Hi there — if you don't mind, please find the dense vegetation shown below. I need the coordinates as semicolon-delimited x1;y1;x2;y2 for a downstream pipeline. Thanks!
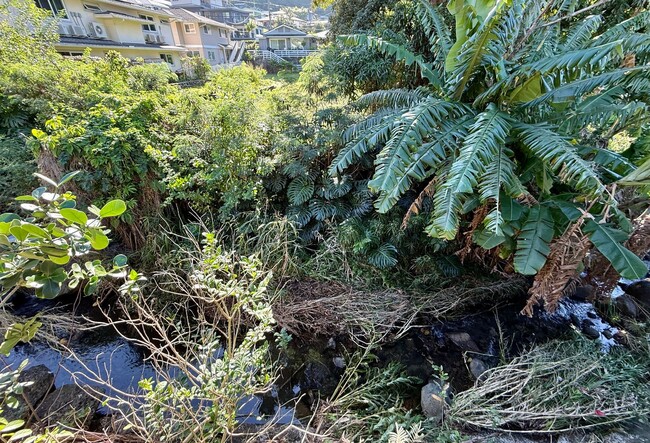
0;0;649;441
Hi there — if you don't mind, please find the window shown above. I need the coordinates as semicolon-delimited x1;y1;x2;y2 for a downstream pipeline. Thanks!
140;15;157;32
160;54;173;64
58;51;83;56
202;25;211;35
184;23;196;34
83;3;100;10
207;51;215;61
218;29;224;37
34;0;66;16
186;50;200;57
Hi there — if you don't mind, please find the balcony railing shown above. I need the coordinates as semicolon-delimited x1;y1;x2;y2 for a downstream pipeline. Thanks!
273;49;318;58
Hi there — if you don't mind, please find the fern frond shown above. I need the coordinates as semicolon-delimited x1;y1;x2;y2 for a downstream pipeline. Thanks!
429;105;511;239
340;34;440;86
515;122;605;194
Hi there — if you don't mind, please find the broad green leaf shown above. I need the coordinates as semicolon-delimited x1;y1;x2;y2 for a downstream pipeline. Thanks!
8;428;32;441
9;226;28;242
20;224;48;239
584;220;647;280
59;208;88;225
99;200;127;218
474;228;506;249
0;214;19;223
33;173;57;188
36;278;61;299
113;254;128;267
57;171;80;187
48;255;70;265
14;196;37;202
514;206;555;275
89;231;109;250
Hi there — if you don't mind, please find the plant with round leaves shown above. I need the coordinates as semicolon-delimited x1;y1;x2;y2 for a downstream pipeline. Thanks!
0;171;129;302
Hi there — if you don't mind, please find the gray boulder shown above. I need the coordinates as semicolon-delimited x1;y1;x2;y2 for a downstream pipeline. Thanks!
616;294;640;318
4;365;54;422
447;332;480;353
34;384;103;428
421;379;448;423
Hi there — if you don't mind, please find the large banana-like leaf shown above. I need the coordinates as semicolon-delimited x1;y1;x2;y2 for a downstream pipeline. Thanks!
514;205;555;275
618;157;650;186
584;220;648;280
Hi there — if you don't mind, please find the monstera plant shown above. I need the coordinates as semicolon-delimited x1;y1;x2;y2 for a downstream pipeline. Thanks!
330;0;650;308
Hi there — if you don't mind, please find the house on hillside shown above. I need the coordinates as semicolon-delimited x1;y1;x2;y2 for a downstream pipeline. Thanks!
37;0;186;69
170;0;261;41
258;25;317;52
169;8;244;65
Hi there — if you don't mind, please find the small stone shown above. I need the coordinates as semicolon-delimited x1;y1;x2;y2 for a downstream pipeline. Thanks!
570;313;581;327
602;329;614;339
332;357;346;369
571;285;594;301
622;280;650;309
469;358;488;380
616;294;640;318
614;330;629;345
4;365;54;422
582;324;600;340
447;332;480;353
421;380;448;423
326;338;336;350
587;311;598;319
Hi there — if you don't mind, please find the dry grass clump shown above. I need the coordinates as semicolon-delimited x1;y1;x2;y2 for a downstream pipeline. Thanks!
450;338;650;433
273;279;413;344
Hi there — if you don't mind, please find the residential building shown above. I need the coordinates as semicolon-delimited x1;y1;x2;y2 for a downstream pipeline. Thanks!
170;0;261;41
38;0;187;69
258;25;317;52
169;8;243;65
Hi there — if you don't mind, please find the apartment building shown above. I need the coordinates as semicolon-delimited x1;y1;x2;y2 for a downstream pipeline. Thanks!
37;0;186;69
169;8;244;65
35;0;241;70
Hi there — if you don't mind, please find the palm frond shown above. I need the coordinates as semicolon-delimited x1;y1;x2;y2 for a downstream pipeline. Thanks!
449;1;509;100
522;67;650;107
560;15;602;51
594;11;650;45
514;205;555;275
373;114;473;213
332;119;395;175
354;88;429;111
368;99;468;213
415;0;452;68
342;107;402;143
519;40;623;76
429;105;511;239
515;122;605;194
479;145;525;235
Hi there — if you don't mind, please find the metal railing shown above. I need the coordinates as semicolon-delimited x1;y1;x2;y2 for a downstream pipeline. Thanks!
274;49;318;58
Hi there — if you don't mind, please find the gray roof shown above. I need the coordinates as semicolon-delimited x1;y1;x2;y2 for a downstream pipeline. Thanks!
262;25;307;37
